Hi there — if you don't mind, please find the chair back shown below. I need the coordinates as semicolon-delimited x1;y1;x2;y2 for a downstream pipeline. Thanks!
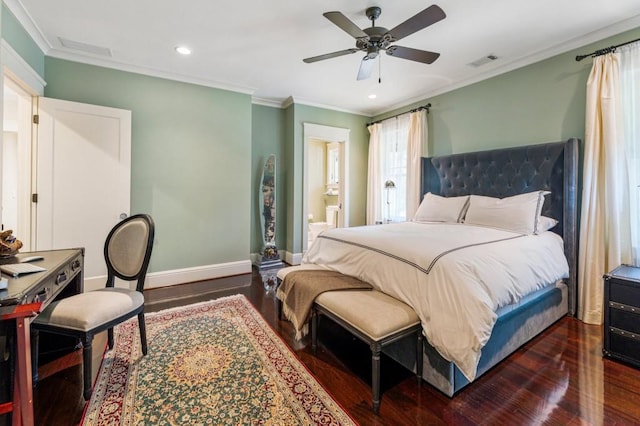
104;214;155;292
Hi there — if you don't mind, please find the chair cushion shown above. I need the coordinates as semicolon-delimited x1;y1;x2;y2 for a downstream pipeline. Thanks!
34;288;144;332
315;290;420;341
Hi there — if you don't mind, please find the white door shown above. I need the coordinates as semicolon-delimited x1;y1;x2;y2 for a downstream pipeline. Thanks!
35;97;131;291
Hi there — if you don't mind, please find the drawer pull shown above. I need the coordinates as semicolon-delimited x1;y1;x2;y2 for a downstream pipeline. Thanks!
71;260;81;271
56;272;68;285
609;301;640;313
610;326;640;342
33;288;49;303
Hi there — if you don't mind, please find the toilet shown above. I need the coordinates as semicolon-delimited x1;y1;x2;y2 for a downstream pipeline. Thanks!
308;205;339;247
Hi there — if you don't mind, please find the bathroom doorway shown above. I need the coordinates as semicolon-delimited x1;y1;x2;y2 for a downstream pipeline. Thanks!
302;123;349;253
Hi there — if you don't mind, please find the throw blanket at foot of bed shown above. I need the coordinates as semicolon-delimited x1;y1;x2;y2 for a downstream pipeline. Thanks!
276;270;372;339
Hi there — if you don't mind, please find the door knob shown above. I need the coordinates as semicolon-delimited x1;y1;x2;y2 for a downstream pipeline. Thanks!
120;213;128;220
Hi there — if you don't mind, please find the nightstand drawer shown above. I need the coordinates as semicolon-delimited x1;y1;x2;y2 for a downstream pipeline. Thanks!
608;328;640;368
609;302;640;334
610;282;640;306
604;265;640;369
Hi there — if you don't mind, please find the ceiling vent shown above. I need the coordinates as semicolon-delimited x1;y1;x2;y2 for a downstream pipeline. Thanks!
58;37;112;57
468;54;498;68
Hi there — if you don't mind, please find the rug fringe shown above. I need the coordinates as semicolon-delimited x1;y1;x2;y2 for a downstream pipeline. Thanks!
276;289;309;341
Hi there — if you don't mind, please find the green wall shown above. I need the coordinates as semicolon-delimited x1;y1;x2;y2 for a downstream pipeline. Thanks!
1;3;44;78
251;104;286;254
44;58;252;273
5;5;640;270
374;27;640;157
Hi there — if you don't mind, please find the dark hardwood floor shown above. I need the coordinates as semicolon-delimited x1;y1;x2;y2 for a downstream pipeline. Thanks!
32;268;640;425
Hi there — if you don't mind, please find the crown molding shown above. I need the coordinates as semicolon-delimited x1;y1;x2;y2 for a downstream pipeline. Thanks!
3;0;52;53
251;96;285;108
287;95;371;117
46;49;256;95
1;39;46;94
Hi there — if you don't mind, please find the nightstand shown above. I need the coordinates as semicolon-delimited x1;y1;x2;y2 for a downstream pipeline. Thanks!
603;264;640;369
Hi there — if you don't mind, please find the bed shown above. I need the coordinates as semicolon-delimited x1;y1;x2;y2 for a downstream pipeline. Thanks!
291;138;578;396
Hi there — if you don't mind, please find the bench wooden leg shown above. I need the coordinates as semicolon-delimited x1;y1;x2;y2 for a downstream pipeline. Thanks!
371;342;381;414
311;307;318;355
416;332;423;384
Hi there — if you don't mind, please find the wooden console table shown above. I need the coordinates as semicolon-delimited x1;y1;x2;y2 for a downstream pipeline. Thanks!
0;249;84;426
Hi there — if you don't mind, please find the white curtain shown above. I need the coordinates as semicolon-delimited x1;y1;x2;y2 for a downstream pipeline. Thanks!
620;41;640;265
578;52;632;325
407;110;428;218
366;110;429;224
366;123;382;225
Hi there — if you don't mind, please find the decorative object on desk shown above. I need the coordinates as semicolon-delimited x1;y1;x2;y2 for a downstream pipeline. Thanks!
81;295;356;426
256;154;284;270
385;179;396;223
0;229;22;257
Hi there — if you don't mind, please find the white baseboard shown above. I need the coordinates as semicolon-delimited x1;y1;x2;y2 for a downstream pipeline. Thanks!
284;251;303;265
83;260;253;291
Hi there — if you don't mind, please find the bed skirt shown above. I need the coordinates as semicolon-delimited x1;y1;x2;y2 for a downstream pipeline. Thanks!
382;281;568;397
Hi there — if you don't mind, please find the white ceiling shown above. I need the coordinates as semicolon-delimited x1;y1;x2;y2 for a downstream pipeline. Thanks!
8;0;640;116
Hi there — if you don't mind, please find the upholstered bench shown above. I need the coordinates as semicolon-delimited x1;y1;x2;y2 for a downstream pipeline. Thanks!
311;290;423;413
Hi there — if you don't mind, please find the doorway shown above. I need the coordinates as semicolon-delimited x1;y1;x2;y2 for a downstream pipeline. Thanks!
2;77;34;250
302;123;350;252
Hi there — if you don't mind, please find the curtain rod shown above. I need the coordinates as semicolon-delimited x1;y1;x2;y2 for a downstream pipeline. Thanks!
575;37;640;61
366;103;431;127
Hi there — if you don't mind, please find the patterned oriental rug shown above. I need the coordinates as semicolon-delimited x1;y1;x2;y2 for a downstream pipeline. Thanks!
81;294;356;425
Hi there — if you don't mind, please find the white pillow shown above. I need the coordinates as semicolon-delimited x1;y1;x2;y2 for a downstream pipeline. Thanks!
464;191;549;234
538;216;558;233
413;193;470;223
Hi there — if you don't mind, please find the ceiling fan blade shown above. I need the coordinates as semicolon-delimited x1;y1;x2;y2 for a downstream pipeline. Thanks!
386;46;440;64
323;11;368;39
303;48;360;63
357;56;375;80
387;4;446;42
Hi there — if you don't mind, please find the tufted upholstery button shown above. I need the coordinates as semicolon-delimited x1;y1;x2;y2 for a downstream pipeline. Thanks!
424;142;566;236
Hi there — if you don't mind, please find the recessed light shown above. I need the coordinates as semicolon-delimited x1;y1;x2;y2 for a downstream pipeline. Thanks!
175;46;191;55
368;94;377;99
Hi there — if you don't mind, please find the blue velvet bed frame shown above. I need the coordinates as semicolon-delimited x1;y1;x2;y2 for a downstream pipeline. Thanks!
384;138;579;397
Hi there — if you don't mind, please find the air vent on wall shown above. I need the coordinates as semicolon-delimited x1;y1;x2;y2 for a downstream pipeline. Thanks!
468;54;498;68
58;37;112;57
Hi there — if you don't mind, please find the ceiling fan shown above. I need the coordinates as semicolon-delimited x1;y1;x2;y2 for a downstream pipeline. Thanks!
303;5;446;80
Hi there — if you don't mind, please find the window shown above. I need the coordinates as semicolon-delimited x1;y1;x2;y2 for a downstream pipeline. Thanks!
378;115;410;222
620;41;640;265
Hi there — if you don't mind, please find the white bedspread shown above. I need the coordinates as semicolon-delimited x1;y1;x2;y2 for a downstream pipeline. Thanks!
302;221;569;381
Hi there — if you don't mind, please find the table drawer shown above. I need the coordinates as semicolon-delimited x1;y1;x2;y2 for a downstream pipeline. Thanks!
609;302;640;334
607;328;640;368
609;281;640;305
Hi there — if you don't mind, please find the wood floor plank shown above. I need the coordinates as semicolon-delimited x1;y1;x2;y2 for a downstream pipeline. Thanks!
31;269;640;425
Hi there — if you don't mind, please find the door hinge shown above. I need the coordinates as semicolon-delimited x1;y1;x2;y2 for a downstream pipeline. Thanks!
32;193;38;203
33;114;39;124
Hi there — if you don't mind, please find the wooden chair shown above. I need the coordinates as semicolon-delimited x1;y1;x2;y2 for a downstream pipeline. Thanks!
32;214;154;400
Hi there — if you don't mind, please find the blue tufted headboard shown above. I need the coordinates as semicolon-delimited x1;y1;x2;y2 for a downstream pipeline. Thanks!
421;138;579;315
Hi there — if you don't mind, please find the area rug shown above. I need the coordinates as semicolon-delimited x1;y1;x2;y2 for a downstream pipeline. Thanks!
82;294;356;425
